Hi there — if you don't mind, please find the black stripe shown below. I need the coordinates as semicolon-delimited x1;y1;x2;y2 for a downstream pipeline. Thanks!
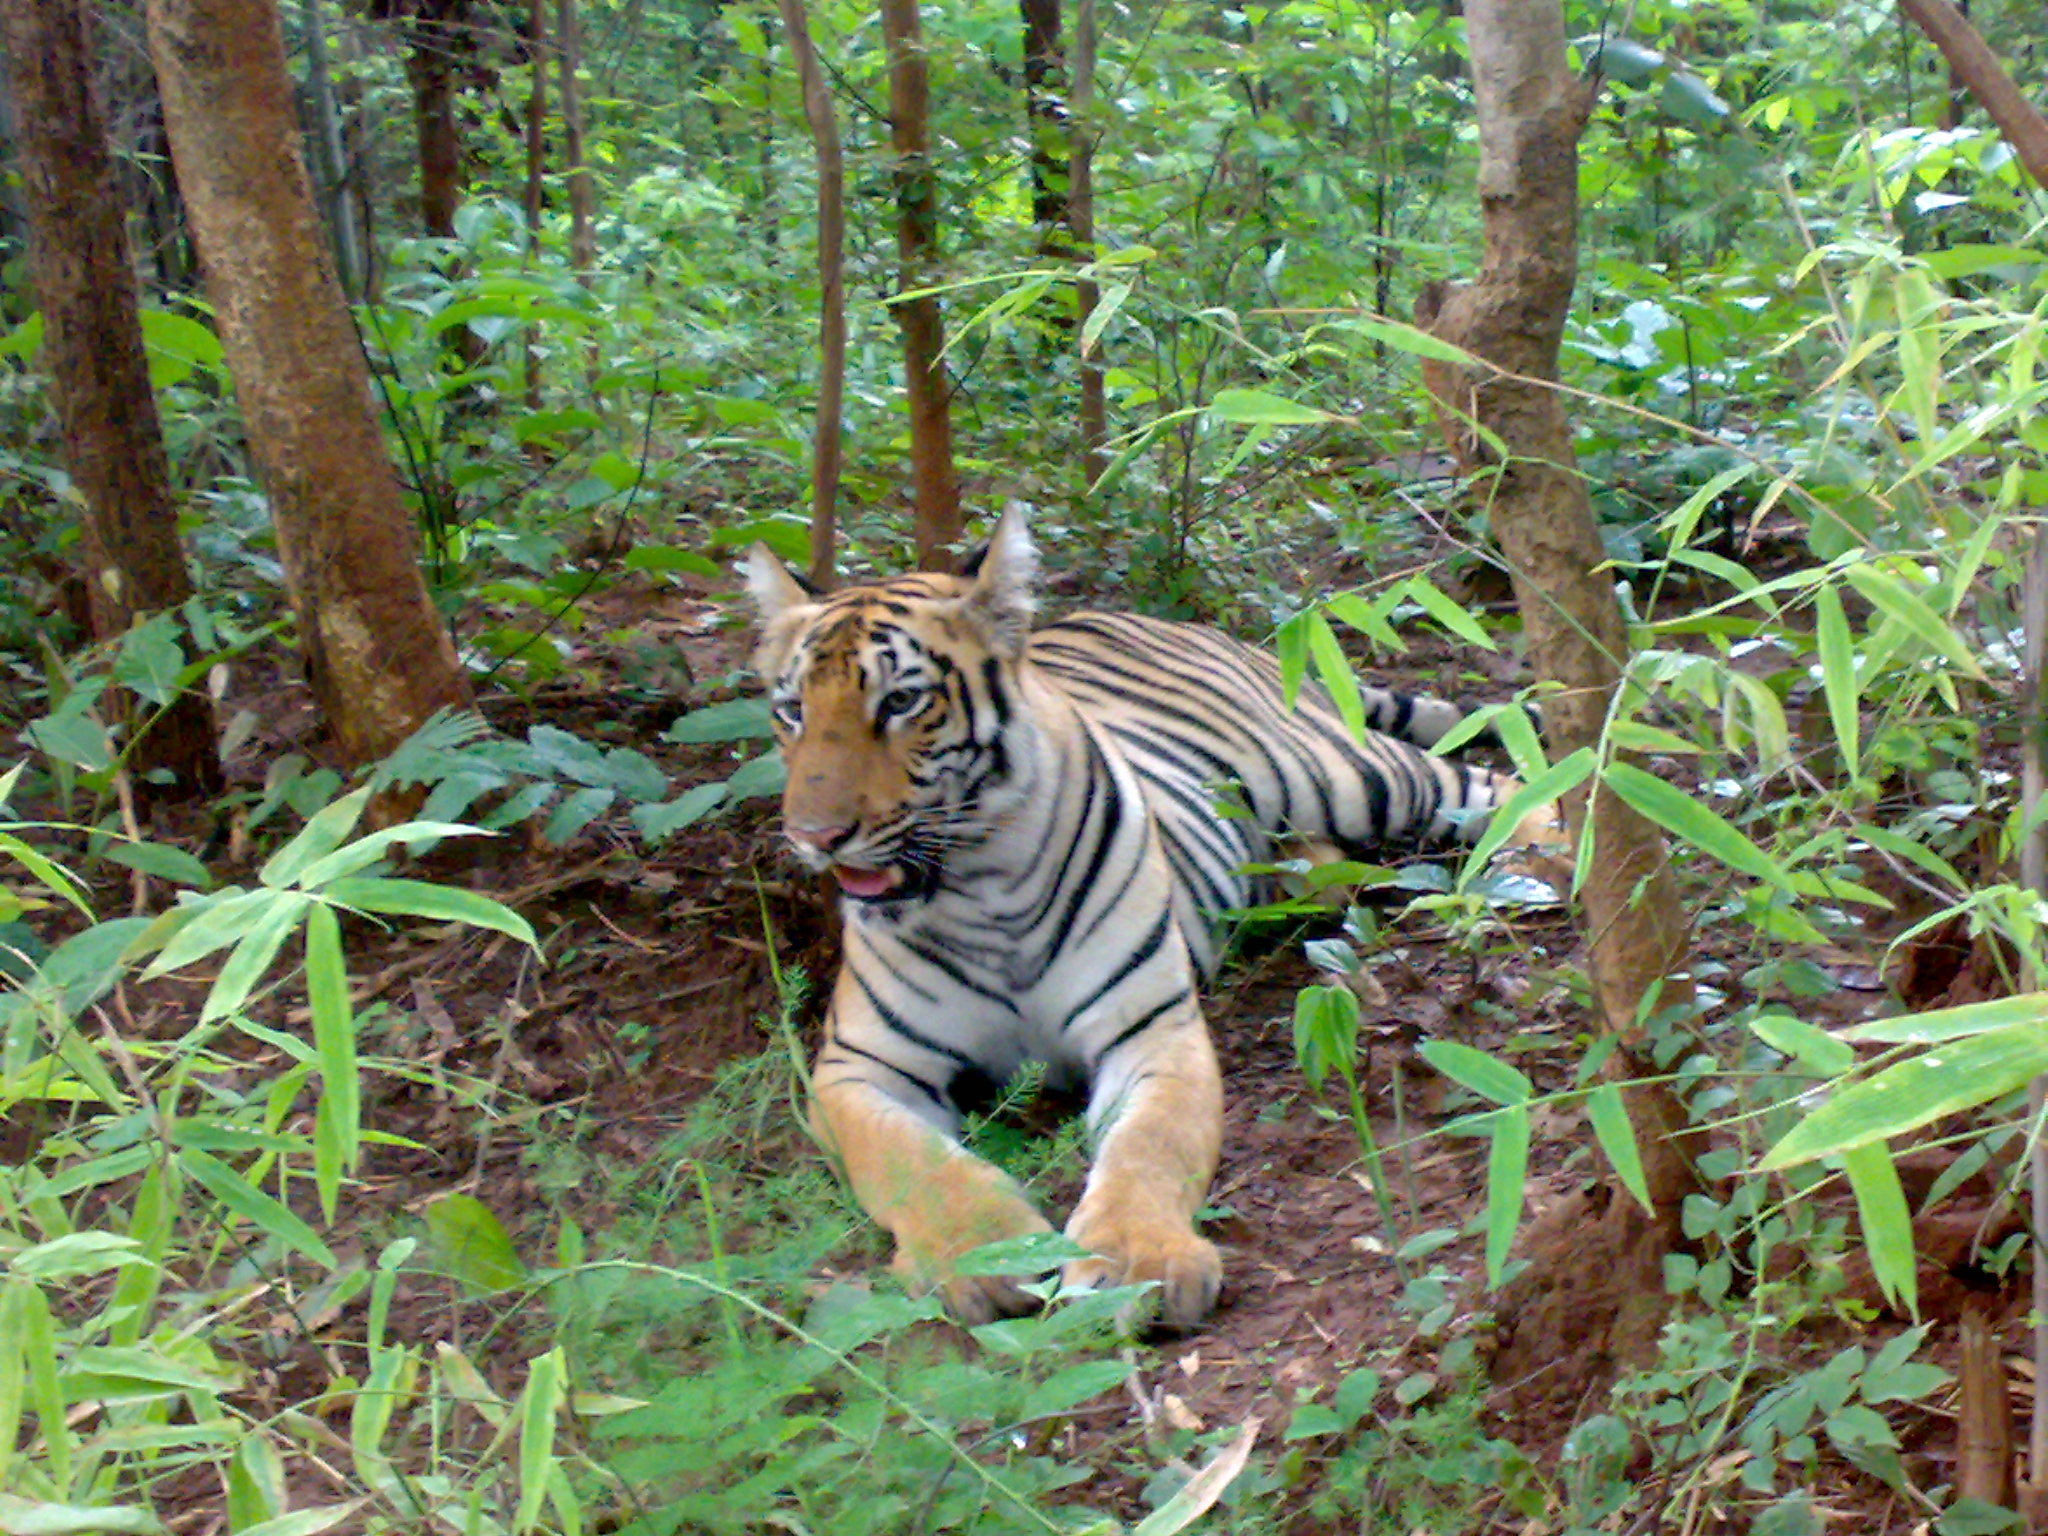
1091;988;1195;1071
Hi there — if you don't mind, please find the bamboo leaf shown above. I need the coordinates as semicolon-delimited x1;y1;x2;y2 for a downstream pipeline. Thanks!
1398;577;1497;651
1419;1040;1531;1105
1484;1104;1530;1286
1303;611;1367;740
306;906;357;1224
1601;761;1795;890
319;879;538;947
514;1348;566;1533
1842;1142;1917;1316
177;1147;336;1269
1585;1083;1652;1214
1841;564;1986;681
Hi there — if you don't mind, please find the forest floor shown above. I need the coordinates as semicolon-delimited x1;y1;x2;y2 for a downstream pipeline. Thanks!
74;553;2042;1532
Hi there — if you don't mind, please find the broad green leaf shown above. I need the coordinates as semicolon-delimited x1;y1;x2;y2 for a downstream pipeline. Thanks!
1841;1142;1916;1316
101;840;213;889
1322;591;1405;653
113;615;187;706
1021;1360;1130;1420
177;1147;336;1269
622;547;721;578
665;697;773;744
1418;1040;1531;1105
721;752;786;801
318;879;537;947
1762;1021;2048;1168
1602;761;1795;891
629;782;730;841
141;888;268;977
0;832;93;917
1483;1104;1530;1286
0;1496;162;1534
63;1343;238;1397
1813;585;1859;778
8;1233;145;1282
1205;387;1328;426
230;1508;364;1536
27;712;114;774
1585;1083;1652;1214
1337;315;1474;366
426;1194;529;1296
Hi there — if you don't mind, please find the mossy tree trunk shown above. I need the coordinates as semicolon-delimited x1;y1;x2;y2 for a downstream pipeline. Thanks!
2;0;221;797
144;0;474;769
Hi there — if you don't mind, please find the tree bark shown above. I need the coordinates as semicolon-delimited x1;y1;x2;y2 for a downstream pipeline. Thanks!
145;0;473;768
557;0;597;281
879;0;962;570
774;0;845;588
522;0;549;412
1020;0;1067;250
2;0;221;796
300;0;361;296
1898;0;2048;186
1069;0;1106;485
1417;0;1700;1381
403;3;464;239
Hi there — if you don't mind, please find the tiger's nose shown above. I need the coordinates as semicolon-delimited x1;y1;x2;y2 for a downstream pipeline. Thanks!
787;822;854;853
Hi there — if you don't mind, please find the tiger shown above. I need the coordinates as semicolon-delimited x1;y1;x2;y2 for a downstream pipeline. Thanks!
746;509;1557;1327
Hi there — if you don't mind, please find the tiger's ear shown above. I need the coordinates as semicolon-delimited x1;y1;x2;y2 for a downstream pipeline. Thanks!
745;543;819;625
960;506;1037;658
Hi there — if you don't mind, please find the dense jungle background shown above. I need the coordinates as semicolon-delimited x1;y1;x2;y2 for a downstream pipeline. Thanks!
5;0;2048;1530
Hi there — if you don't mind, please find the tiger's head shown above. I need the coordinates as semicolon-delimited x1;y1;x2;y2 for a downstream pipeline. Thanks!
745;511;1040;904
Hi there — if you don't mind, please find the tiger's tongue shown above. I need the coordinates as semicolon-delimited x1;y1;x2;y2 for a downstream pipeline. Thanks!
835;865;902;899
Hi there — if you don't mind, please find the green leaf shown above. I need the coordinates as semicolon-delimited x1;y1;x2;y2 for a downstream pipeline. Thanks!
1841;991;2048;1045
1842;564;1985;681
1762;1021;2048;1168
259;789;371;889
630;782;729;841
229;1508;364;1536
100;841;213;889
514;1348;565;1533
1205;387;1329;426
1338;315;1475;366
139;307;224;389
113;614;187;706
1397;577;1497;651
319;879;538;947
1863;1326;1949;1403
1585;1083;1652;1214
1483;1105;1530;1286
1457;747;1594;878
1021;1361;1130;1420
1602;761;1795;891
1418;1040;1531;1105
306;906;357;1224
0;1495;163;1534
722;752;786;801
1749;1014;1857;1076
1813;585;1859;779
665;697;774;744
290;821;493;889
0;832;93;917
1841;1142;1916;1315
622;547;721;577
26;712;114;774
200;892;311;1023
426;1194;529;1296
1303;611;1366;741
177;1147;336;1269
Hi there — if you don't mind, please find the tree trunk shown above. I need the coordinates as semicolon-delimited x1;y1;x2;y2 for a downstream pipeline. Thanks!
2;0;221;797
1020;0;1066;251
522;0;549;412
557;0;597;281
879;0;962;570
403;4;464;239
1069;0;1106;486
774;0;845;588
1417;0;1700;1386
145;0;474;768
300;0;361;296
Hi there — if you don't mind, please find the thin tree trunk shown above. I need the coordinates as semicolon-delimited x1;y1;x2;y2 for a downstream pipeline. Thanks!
879;0;962;569
145;0;473;768
1069;0;1105;486
300;0;361;296
404;5;463;239
774;0;844;588
522;0;549;413
2;0;221;796
1020;0;1066;251
1417;0;1700;1378
557;0;596;282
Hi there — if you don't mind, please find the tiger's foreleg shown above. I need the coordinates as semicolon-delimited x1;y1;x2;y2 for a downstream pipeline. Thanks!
810;1041;1054;1327
1063;1000;1225;1328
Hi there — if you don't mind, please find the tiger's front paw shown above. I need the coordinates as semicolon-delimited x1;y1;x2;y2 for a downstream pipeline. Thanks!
888;1202;1056;1327
1063;1214;1222;1329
